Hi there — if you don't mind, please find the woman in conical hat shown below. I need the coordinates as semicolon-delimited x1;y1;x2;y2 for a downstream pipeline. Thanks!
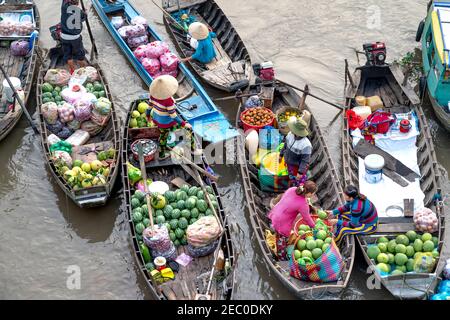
279;117;312;187
146;75;193;159
181;22;217;64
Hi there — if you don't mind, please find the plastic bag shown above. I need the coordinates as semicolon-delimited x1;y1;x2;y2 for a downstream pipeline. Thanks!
73;66;99;83
65;130;90;147
0;20;15;36
127;35;148;49
186;240;219;258
111;16;125;29
47;134;61;146
44;69;71;86
142;58;160;76
57;126;74;139
51;150;73;168
444;259;450;280
160;52;179;72
61;83;87;104
118;25;132;38
413;207;439;233
57;102;75;123
10;40;29;57
143;225;177;261
133;45;147;62
125;24;146;38
67;119;81;131
73;100;92;122
127;162;142;185
46;120;64;135
78;92;97;106
15;21;34;36
187;216;221;248
244;95;262;109
80;120;103;136
439;280;450;294
413;252;436;273
42;102;59;125
131;16;148;28
49;140;73;154
94;97;112;116
91;109;111;127
160;69;178;78
145;41;169;59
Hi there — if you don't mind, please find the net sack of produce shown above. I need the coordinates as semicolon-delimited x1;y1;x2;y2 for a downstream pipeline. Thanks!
187;216;221;248
93;97;112;116
91;109;111;127
145;41;169;59
73;100;92;122
46;120;64;135
73;66;99;83
80;120;103;136
125;24;146;38
131;16;148;28
160;69;178;78
78;93;98;107
42;102;59;125
47;133;61;146
0;20;15;36
186;240;219;258
111;16;125;29
133;45;147;62
143;225;177;261
57;102;75;123
51;150;73;168
49;140;73;154
118;25;132;39
289;229;344;283
414;207;439;233
126;162;142;185
61;83;87;104
127;35;149;49
14;21;34;36
44;69;71;86
10;40;30;57
57;126;74;139
413;252;436;273
142;58;160;75
67;119;81;131
244;95;262;109
160;52;179;72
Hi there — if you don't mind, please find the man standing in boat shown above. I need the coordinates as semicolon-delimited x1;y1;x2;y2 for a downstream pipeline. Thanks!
60;0;88;72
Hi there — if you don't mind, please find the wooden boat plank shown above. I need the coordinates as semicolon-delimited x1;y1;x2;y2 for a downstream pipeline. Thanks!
389;64;421;105
376;223;416;234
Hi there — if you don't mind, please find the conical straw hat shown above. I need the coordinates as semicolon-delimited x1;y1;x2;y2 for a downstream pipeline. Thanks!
189;22;209;40
149;75;179;100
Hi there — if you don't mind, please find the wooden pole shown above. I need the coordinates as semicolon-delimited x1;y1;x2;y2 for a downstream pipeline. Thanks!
137;142;155;231
0;65;38;133
80;0;98;60
168;146;219;182
345;59;356;88
151;0;185;31
299;84;309;110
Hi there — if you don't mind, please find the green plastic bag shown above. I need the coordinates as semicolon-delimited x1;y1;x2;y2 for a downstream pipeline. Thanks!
49;141;73;154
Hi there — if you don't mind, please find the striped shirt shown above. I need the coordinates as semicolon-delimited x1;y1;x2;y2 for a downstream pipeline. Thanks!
148;96;184;129
332;198;378;228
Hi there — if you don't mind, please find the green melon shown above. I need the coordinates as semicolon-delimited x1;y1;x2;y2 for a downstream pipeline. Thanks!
175;228;184;239
141;205;149;216
377;236;389;244
132;211;143;223
180;236;188;246
169;232;176;242
406;258;415;272
155;210;164;217
405;246;415;257
163;205;174;219
164;190;176;202
406;230;417;242
190;208;199;218
205;208;213;216
155;216;166;224
181;209;191;219
185;197;197;210
206;186;214;194
189;218;198;225
388;240;397;253
197;199;208;212
413;239;423;252
131;198;141;209
197;190;205;199
173;239;181;247
171;209;181;219
423;240;434;252
134;190;145;202
169;219;179;230
143;218;150;227
395;253;408;266
135;222;145;234
396;235;409;246
42;82;53;93
176;190;188;201
391;269;404;276
188;186;198;197
367;245;381;260
177;200;186;210
178;217;188;229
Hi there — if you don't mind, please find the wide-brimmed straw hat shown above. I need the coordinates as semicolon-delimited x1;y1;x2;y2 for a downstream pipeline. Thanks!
189;22;209;40
287;117;309;137
149;75;179;100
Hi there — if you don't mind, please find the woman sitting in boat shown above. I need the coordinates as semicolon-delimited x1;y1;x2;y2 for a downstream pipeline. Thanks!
327;185;378;245
268;181;317;260
181;22;217;65
280;117;312;187
146;75;194;160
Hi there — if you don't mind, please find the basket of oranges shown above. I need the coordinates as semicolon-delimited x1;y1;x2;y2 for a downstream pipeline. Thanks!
240;107;275;132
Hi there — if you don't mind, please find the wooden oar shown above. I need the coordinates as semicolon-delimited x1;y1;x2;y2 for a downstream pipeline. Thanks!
151;0;186;31
0;64;38;134
137;142;155;232
213;92;260;102
168;146;219;182
277;79;345;110
80;0;98;60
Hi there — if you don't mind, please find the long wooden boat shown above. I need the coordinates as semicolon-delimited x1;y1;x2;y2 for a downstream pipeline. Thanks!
36;47;121;208
0;0;40;142
121;97;235;300
236;81;355;299
162;0;252;92
342;61;446;299
91;0;238;144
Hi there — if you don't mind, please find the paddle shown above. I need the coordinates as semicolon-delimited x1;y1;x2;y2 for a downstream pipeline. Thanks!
168;146;219;182
137;142;155;232
213;92;261;102
150;0;186;31
0;64;38;134
80;0;98;61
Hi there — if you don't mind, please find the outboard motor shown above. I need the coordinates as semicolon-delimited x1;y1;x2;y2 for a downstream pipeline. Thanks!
363;42;387;66
253;61;275;82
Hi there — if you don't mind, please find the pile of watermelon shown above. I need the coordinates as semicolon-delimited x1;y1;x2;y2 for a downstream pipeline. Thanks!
131;184;218;247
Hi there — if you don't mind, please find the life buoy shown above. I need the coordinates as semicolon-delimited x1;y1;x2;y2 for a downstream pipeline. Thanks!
416;20;425;42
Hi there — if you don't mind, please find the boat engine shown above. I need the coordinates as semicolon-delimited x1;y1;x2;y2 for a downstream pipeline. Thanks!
363;42;387;66
253;61;275;82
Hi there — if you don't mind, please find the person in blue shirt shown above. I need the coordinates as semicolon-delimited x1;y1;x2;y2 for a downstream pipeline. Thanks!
181;22;216;64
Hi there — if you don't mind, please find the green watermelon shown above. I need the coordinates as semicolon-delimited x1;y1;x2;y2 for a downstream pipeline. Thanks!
132;211;143;223
169;202;177;209
169;219;179;230
197;190;205;199
177;200;185;210
156;210;164;217
181;209;191;219
163;205;174;218
135;222;145;234
180;185;190;193
171;209;181;219
206;186;214;194
211;201;218;209
176;191;188;201
178;217;188;229
190;218;198;225
136;234;143;242
42;82;53;93
175;228;184;239
185;197;197;210
131;198;141;209
188;186;198;197
164;223;171;231
198;214;205;219
169;232;176;242
93;82;103;91
180;236;187;245
197;199;208;212
164;190;176;202
143;218;150;227
205;208;213;216
190;208;199;218
145;262;155;271
134;190;145;202
141;205;149;216
174;239;181;247
155;215;166;224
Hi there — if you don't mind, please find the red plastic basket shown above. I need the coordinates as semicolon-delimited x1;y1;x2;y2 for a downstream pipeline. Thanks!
130;139;157;163
240;107;275;133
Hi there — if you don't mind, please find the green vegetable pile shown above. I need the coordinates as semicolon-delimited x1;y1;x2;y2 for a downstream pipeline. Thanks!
42;82;64;104
85;81;106;99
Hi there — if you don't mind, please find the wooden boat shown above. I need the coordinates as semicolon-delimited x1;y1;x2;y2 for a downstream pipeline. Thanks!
91;0;238;144
343;60;446;299
416;1;450;132
236;81;355;299
36;46;121;208
121;97;236;300
162;0;252;92
0;0;40;142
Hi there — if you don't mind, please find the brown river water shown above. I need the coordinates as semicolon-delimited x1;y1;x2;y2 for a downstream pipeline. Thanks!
0;0;449;300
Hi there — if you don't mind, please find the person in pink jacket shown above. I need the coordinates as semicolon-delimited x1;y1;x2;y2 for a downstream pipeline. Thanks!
268;181;317;259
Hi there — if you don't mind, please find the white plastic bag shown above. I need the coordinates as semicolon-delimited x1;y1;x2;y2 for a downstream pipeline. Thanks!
47;134;61;146
65;130;90;147
61;83;87;104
